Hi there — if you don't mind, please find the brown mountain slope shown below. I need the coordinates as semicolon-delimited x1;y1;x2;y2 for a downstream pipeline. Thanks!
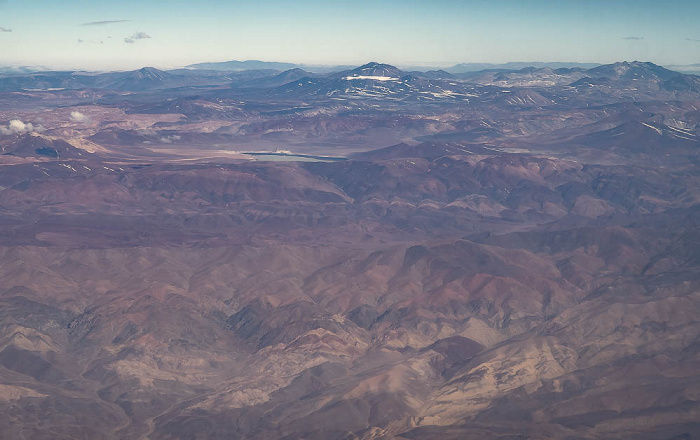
0;149;697;439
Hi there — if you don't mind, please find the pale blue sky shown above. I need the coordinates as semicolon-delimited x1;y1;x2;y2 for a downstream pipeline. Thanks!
1;0;699;70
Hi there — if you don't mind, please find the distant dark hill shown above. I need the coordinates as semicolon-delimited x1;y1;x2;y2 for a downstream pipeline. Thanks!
0;71;102;91
105;67;174;91
584;61;700;92
447;61;600;73
186;59;298;71
587;61;680;81
0;68;239;92
419;69;454;79
570;120;699;154
351;141;485;161
245;68;318;88
1;134;93;159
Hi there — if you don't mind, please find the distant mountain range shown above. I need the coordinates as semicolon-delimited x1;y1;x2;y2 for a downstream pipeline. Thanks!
445;61;602;73
2;61;698;107
4;60;700;77
186;59;300;71
184;60;605;73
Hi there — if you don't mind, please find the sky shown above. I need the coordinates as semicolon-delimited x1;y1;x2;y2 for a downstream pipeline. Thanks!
1;0;699;70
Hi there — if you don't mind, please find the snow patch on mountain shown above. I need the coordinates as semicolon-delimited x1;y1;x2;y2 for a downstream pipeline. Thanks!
343;75;399;81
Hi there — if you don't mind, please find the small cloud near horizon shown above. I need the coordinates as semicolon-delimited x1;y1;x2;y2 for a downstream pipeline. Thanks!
623;36;643;40
70;111;90;123
80;20;131;26
686;38;700;42
0;119;44;136
124;31;150;44
0;27;12;32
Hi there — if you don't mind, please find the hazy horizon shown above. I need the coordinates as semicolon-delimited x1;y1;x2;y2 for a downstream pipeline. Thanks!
1;0;699;71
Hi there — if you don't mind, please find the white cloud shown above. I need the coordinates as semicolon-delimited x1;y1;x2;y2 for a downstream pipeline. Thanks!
70;111;89;123
0;119;41;135
124;31;151;44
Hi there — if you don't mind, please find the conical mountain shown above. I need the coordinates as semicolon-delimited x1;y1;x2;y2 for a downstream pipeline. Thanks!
106;67;173;91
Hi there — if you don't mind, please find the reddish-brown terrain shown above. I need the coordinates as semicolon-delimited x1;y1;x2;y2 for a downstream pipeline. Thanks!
0;61;699;439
